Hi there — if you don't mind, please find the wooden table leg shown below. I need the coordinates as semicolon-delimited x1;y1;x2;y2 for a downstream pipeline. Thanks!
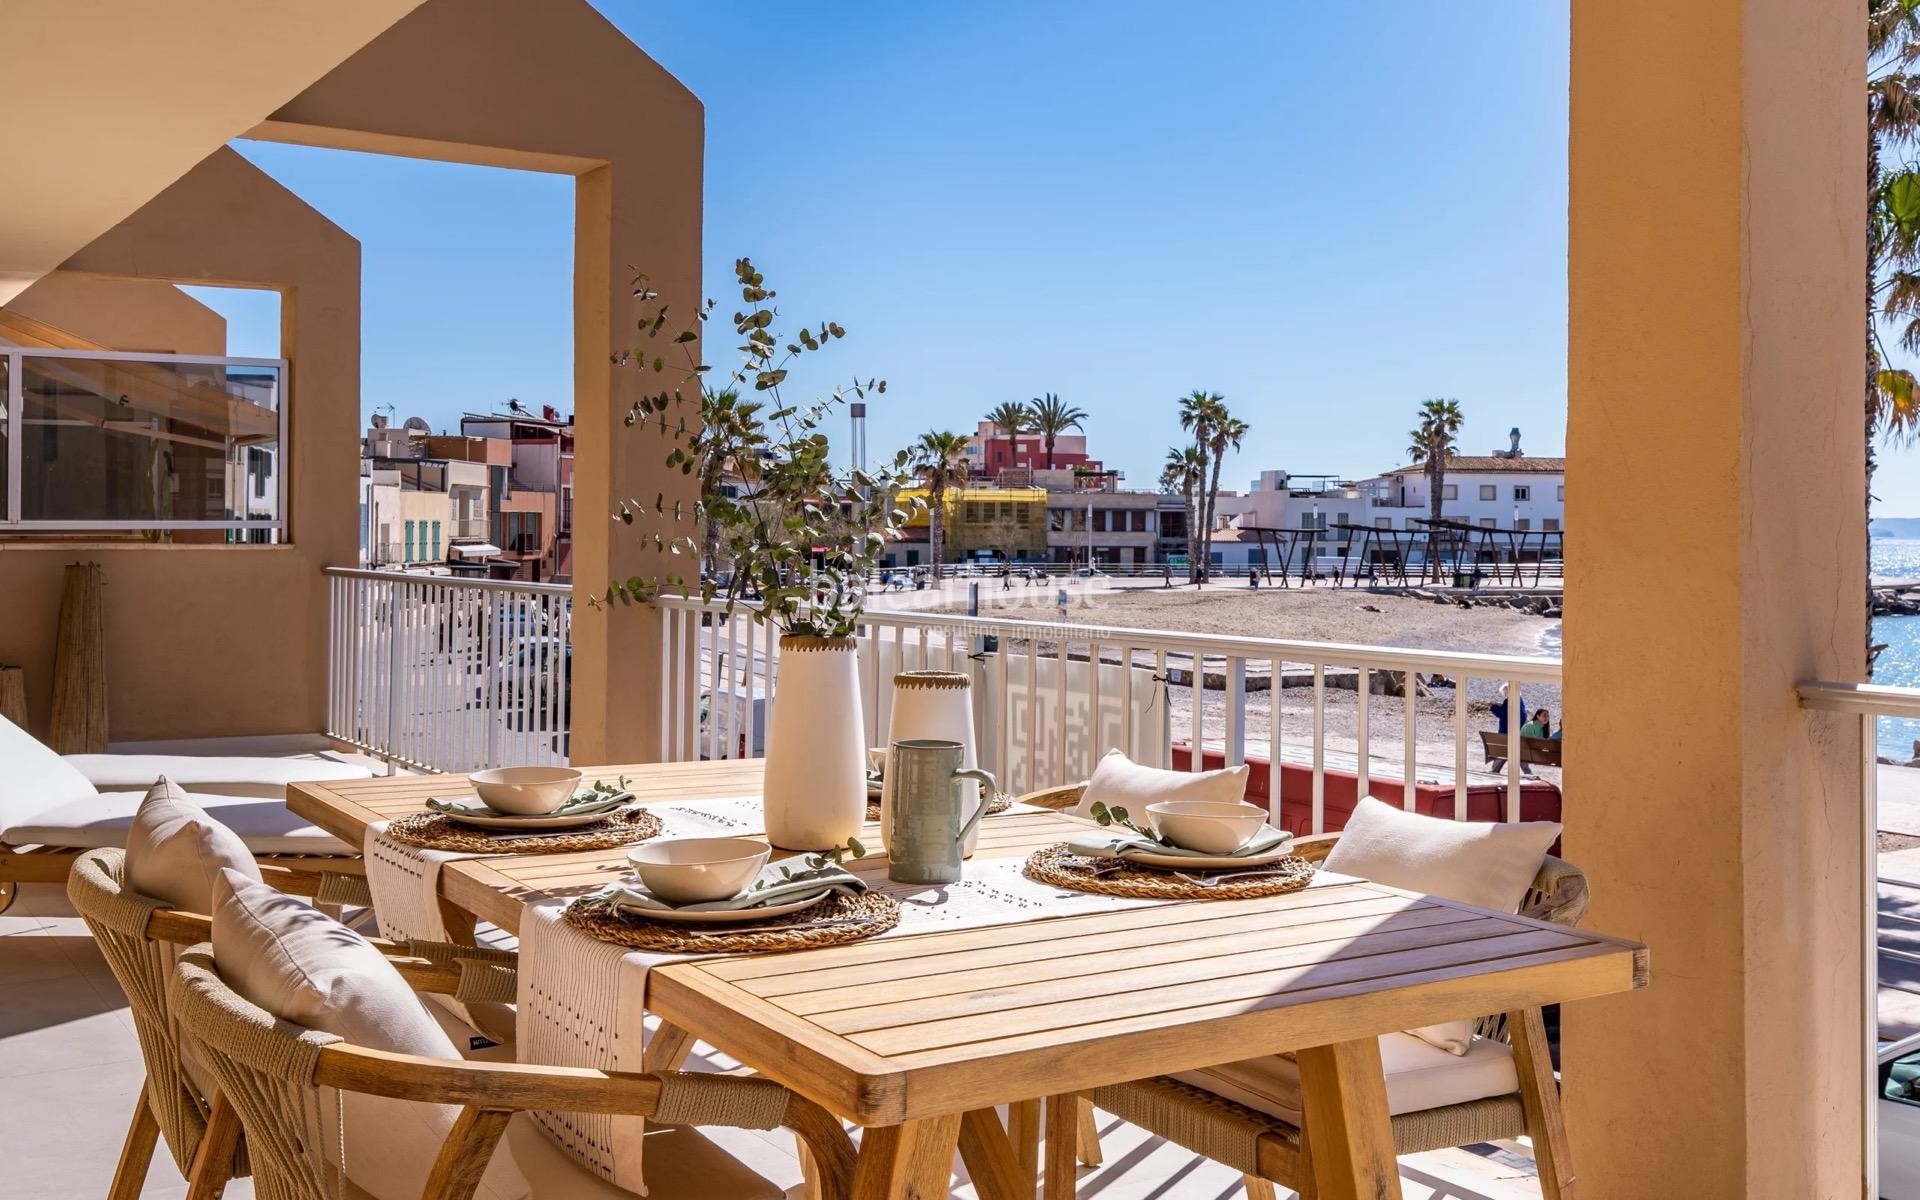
852;1114;963;1200
1042;1094;1080;1200
1509;1008;1576;1199
1008;1098;1041;1180
642;1020;696;1071
1296;1038;1403;1200
958;1107;1036;1200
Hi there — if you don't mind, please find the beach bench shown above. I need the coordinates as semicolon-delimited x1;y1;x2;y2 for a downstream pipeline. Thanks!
1480;729;1563;769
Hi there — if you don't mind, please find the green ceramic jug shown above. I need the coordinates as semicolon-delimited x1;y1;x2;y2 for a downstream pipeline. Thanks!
886;739;997;885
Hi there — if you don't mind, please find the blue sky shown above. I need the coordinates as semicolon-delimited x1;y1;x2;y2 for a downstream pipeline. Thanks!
198;2;1870;508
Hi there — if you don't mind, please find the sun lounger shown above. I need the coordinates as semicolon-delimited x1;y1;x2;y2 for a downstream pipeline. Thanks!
1;713;369;913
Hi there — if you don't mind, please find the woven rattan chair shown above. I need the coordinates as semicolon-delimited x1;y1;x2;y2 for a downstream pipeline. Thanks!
66;848;517;1200
1010;783;1588;1199
164;940;859;1200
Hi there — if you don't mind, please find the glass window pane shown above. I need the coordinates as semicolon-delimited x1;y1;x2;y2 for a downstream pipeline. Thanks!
18;354;280;531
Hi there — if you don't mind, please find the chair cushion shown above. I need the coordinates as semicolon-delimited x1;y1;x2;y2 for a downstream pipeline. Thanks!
209;869;532;1200
1170;1032;1519;1126
124;779;261;913
1322;797;1562;1054
4;789;354;855
64;752;374;798
0;711;98;831
1075;748;1250;818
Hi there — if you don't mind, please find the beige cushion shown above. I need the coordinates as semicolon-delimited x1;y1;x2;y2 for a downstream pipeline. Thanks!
1075;749;1250;818
209;869;531;1200
0;711;98;831
1171;1032;1519;1126
1322;797;1563;1053
124;779;261;913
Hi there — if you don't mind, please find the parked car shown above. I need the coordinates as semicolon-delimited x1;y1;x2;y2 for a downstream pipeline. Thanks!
1885;1032;1920;1198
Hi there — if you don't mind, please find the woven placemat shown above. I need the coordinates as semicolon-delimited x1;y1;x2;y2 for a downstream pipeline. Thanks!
384;807;663;855
1022;843;1315;900
563;890;901;954
865;791;1014;823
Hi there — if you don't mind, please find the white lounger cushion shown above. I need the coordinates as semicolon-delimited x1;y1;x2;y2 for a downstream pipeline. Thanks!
1171;1032;1520;1126
5;788;353;856
63;752;373;798
0;712;99;830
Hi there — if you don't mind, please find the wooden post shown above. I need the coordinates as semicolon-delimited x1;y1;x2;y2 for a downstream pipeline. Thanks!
48;562;107;753
0;666;26;730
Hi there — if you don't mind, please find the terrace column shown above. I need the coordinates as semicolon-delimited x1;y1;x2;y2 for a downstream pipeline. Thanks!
1565;1;1867;1196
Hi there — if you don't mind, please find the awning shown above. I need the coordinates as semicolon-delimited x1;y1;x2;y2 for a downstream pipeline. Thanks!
450;542;501;559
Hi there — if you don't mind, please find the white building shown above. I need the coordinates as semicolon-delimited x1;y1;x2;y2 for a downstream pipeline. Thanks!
1236;430;1565;575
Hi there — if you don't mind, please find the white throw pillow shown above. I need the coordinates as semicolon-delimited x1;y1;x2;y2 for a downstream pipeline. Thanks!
1323;797;1563;1054
1076;749;1250;818
124;779;260;913
209;869;529;1200
0;710;98;832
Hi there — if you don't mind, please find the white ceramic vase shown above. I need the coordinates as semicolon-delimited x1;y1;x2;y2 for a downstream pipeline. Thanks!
762;635;867;850
880;670;983;857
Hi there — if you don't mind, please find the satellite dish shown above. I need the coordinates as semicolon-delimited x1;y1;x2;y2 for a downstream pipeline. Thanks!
370;413;390;429
403;416;431;432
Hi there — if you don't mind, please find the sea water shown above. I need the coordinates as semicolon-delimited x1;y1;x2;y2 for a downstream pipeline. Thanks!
1873;539;1920;758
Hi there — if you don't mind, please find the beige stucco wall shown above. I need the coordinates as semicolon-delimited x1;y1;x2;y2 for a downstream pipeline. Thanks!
253;0;703;763
0;148;358;742
1565;0;1866;1194
5;273;228;356
0;0;421;304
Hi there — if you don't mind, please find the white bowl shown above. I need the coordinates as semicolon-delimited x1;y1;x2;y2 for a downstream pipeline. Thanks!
626;837;771;905
1146;800;1271;855
468;766;584;815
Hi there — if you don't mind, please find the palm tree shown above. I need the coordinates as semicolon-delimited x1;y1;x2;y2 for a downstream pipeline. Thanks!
912;430;970;570
983;400;1031;477
1202;410;1249;573
1177;391;1226;579
1407;398;1465;584
1868;1;1920;661
1161;446;1207;582
1026;393;1087;470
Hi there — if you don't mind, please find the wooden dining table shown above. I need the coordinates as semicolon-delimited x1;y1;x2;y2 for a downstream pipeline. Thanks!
289;759;1648;1200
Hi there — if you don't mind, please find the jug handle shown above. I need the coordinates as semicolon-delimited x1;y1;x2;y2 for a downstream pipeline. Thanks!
952;769;998;844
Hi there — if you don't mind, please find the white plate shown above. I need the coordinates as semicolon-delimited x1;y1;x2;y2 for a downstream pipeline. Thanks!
436;803;627;830
614;888;834;925
1114;845;1297;870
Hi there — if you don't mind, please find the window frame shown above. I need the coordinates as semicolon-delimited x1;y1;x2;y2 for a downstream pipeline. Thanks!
2;346;289;535
1513;485;1531;501
1478;484;1496;501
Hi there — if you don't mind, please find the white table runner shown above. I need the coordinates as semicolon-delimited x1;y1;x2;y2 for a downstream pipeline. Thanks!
514;848;1168;1192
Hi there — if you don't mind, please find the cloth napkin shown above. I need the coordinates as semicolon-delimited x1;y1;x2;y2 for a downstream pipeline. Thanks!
589;858;867;914
1066;822;1293;861
426;790;633;818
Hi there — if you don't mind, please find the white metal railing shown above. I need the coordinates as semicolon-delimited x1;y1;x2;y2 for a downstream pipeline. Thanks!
655;595;1561;835
1796;679;1920;1199
325;567;571;772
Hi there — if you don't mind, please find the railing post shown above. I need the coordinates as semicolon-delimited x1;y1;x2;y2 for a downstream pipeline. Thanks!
382;578;402;776
484;589;502;770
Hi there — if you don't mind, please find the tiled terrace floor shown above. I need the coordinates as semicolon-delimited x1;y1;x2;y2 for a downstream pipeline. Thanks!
2;881;1541;1199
